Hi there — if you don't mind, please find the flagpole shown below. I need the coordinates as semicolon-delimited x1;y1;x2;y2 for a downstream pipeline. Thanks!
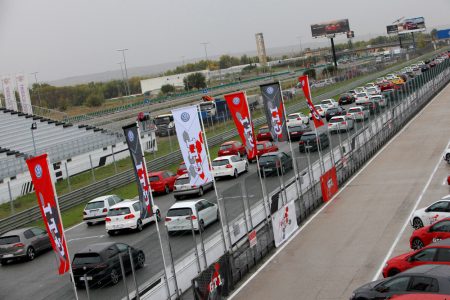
197;105;229;253
136;122;171;299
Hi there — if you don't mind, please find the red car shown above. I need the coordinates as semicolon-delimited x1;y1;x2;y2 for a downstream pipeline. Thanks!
404;21;418;30
325;23;341;33
390;294;450;300
382;239;450;278
257;126;273;141
379;81;395;91
148;170;178;194
410;218;450;250
256;141;278;158
218;141;246;157
177;162;187;176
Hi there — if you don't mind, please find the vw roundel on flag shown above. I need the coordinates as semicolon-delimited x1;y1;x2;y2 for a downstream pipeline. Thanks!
224;91;257;160
298;75;325;128
26;154;70;275
260;82;288;142
172;106;213;186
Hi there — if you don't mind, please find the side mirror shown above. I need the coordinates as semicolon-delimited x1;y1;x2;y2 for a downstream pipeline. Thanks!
425;208;430;213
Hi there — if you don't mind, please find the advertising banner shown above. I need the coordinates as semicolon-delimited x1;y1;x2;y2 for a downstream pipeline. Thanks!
16;73;33;114
386;25;399;35
298;75;325;128
25;154;70;275
311;19;350;38
398;17;426;34
224;91;257;160
271;200;298;247
123;123;153;218
192;253;232;299
1;75;18;111
260;82;288;142
320;166;338;202
437;29;450;40
172;105;213;186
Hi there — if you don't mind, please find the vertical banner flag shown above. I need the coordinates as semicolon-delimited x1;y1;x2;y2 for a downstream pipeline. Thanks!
224;91;257;160
260;82;288;142
298;75;325;128
1;75;18;111
320;166;338;202
172;105;213;186
15;73;33;115
123;123;153;217
26;154;70;275
192;253;232;299
271;201;298;247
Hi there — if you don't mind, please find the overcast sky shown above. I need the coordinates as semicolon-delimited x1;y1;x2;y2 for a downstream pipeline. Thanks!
1;0;449;82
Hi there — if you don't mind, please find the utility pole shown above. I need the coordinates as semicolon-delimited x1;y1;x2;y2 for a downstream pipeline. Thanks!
116;48;130;96
200;42;210;85
296;36;303;56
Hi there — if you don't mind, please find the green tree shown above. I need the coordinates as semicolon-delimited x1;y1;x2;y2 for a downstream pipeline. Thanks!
184;73;206;91
303;69;316;80
430;28;438;41
160;84;175;94
86;92;105;107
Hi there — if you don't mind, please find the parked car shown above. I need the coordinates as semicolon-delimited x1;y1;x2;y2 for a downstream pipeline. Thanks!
347;106;369;121
288;124;310;141
299;131;330;152
383;239;450;277
172;174;214;200
257;125;273;141
410;218;450;250
176;162;188;176
320;99;339;109
388;294;450;300
370;94;387;108
105;200;161;235
365;86;380;96
258;151;293;177
328;116;354;133
0;227;51;265
355;91;371;104
165;199;219;233
218;141;246;157
148;170;178;194
338;93;355;105
410;195;450;229
287;112;309;126
211;155;248;179
325;106;346;121
83;195;124;226
72;242;145;288
255;141;279;158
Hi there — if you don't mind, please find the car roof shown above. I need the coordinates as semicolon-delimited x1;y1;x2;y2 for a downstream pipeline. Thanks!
261;151;283;157
1;227;34;237
77;242;118;254
213;155;234;160
348;106;363;110
88;195;114;203
110;199;138;209
222;141;237;145
330;116;345;120
402;264;450;276
169;199;207;209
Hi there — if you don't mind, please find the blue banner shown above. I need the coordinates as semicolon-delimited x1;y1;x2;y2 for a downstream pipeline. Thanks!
437;29;450;40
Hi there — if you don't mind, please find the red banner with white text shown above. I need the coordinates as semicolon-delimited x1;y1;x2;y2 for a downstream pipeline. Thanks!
224;92;257;160
298;75;325;128
26;154;70;275
320;166;338;202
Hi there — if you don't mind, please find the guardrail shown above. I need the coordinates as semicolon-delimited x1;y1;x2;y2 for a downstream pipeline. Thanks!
0;47;446;235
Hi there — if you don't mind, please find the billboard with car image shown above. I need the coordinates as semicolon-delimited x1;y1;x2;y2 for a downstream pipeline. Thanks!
311;19;350;38
398;17;426;34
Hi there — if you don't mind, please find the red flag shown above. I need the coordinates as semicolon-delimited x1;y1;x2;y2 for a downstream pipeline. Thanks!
26;154;70;275
320;166;338;202
298;75;325;128
224;91;257;160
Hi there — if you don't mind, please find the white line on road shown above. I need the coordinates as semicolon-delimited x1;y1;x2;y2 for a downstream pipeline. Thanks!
68;235;105;243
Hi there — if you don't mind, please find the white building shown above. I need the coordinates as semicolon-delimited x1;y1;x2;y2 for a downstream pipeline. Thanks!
140;71;208;95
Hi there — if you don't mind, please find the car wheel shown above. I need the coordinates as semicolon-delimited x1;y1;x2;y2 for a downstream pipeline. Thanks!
199;220;205;232
412;217;424;229
233;169;239;178
164;185;170;194
86;222;93;226
26;247;35;261
0;259;8;265
245;163;249;172
411;238;424;250
387;268;400;277
156;210;162;222
110;269;120;285
136;251;146;269
198;187;204;196
136;219;143;232
107;230;115;236
446;153;450;163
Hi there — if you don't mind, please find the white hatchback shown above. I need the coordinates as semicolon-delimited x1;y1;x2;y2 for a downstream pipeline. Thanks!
287;113;309;126
347;106;369;121
328;116;354;133
410;195;450;229
355;92;370;104
370;95;387;107
165;199;219;233
83;195;123;226
105;200;161;235
320;99;339;109
212;155;248;179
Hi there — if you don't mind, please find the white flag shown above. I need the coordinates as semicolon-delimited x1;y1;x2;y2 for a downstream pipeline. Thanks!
271;201;298;247
172;105;213;186
1;75;18;111
16;73;33;114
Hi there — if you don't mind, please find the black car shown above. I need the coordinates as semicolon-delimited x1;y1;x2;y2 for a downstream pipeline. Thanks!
258;151;293;177
72;242;145;288
338;93;355;105
350;265;450;300
299;131;329;152
288;124;310;141
325;106;346;122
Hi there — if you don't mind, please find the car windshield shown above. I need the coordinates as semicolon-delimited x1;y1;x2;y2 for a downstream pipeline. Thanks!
148;176;160;182
85;201;104;210
175;177;190;185
212;159;229;166
0;236;20;245
259;127;269;133
219;144;233;150
348;108;360;113
288;115;298;119
329;118;344;123
259;155;277;163
289;126;305;132
356;93;366;97
154;116;172;125
167;208;193;217
256;144;265;150
108;207;131;216
327;108;337;114
314;105;322;110
73;253;102;265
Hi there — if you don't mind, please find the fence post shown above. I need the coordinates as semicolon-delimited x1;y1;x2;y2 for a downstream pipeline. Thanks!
128;247;141;300
119;254;130;300
89;154;96;182
64;162;71;192
8;181;14;215
164;230;180;300
189;212;202;273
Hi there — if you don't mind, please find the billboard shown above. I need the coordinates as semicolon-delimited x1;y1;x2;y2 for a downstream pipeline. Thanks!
398;17;426;34
437;29;450;40
386;25;399;35
311;19;350;38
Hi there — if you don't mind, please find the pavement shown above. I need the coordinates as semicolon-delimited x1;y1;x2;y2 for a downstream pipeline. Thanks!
230;83;450;300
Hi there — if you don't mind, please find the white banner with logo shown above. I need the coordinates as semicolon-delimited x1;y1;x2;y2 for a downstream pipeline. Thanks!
16;73;33;114
1;75;18;111
172;105;213;186
271;200;298;247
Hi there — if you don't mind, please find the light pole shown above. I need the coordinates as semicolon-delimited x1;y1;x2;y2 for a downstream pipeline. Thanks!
200;42;210;85
31;122;37;156
30;72;42;106
296;36;303;56
116;48;130;96
117;62;127;96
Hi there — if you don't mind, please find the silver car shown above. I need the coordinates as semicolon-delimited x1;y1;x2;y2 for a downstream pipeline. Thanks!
172;174;214;200
0;227;51;264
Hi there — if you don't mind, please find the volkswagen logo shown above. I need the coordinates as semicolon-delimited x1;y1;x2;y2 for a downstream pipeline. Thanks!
181;112;190;122
127;130;134;142
266;86;274;94
35;164;43;179
232;97;240;105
